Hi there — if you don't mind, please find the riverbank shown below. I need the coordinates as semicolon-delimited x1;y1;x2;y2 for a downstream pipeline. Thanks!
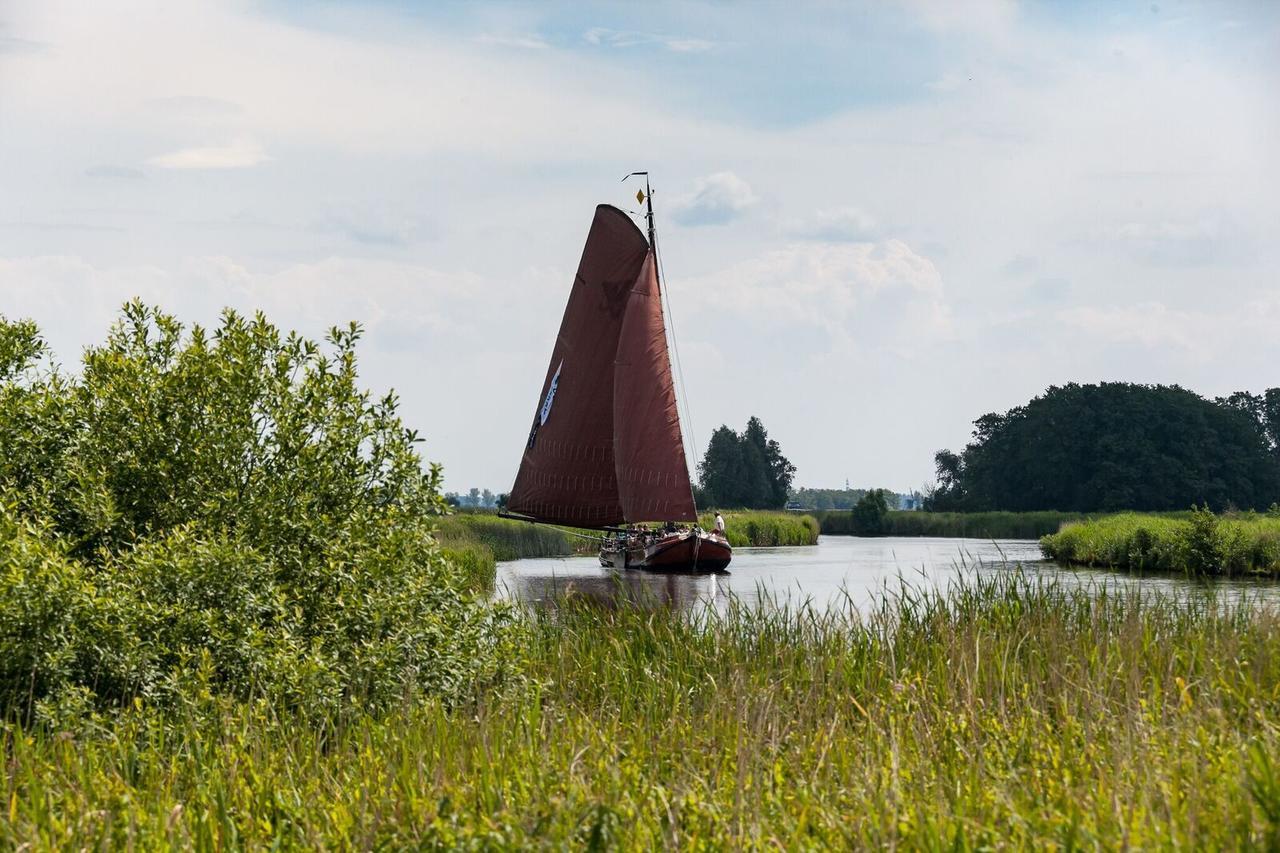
813;509;1088;538
8;569;1279;847
1041;510;1280;576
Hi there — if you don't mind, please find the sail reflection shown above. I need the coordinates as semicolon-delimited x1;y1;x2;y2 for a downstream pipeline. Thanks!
497;558;727;614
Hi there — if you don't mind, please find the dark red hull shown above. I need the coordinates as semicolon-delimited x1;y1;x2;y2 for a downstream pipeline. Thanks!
599;529;732;573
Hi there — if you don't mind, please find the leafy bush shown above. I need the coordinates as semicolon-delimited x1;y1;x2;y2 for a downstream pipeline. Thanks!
0;303;515;720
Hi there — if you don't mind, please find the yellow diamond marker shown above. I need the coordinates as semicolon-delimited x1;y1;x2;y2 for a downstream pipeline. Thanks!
636;189;646;204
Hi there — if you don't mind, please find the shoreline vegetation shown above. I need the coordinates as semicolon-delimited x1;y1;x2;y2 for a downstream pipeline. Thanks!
7;569;1280;847
1042;510;1280;577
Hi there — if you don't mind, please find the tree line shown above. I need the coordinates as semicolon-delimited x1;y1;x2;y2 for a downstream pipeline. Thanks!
928;382;1280;513
696;417;796;510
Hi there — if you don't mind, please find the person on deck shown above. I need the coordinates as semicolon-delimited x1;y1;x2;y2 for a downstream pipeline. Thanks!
714;511;726;537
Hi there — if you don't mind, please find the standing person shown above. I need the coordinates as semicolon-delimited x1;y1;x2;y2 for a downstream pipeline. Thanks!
714;511;726;537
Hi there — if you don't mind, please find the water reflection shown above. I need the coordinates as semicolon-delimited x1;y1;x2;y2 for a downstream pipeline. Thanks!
496;535;1280;614
499;560;729;612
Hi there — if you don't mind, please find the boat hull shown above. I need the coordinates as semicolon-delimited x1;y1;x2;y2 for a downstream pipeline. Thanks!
599;529;732;573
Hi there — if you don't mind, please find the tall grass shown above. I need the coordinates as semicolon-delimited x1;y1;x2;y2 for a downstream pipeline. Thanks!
6;569;1280;847
1042;511;1280;576
816;509;1193;539
434;514;574;562
698;510;820;546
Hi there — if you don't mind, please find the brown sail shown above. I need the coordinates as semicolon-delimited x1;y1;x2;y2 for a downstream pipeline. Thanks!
614;252;697;522
506;204;696;526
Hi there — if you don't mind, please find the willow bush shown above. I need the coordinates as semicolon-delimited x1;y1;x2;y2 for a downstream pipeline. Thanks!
0;304;516;722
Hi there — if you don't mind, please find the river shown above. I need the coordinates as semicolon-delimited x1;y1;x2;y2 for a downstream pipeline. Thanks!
496;535;1280;613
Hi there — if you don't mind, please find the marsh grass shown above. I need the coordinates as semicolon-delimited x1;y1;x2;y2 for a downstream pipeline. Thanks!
6;568;1280;848
698;510;820;546
1043;511;1280;576
816;509;1196;540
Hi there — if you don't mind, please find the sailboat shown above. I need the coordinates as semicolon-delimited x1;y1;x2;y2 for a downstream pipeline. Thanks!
501;176;731;573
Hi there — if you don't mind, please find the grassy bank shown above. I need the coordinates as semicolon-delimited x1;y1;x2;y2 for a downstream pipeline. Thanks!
6;569;1280;848
1042;511;1280;576
700;510;820;546
813;509;1197;539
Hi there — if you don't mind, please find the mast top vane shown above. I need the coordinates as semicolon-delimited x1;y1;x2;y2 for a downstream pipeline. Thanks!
621;171;656;249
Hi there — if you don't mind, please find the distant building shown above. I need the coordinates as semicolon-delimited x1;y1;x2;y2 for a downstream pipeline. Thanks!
898;492;925;511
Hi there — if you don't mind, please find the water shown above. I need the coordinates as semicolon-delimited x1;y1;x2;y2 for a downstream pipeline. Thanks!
496;535;1280;613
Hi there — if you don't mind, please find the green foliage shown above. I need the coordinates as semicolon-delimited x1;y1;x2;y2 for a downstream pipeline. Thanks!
0;304;514;719
696;511;819;546
6;570;1280;846
928;382;1280;512
697;417;795;509
849;488;892;536
1041;511;1280;576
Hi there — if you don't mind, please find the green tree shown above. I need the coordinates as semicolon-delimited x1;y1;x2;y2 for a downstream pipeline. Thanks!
929;382;1280;512
697;425;748;507
850;489;891;536
697;418;795;509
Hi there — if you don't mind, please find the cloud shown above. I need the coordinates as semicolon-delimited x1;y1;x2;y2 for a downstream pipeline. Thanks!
680;239;950;344
670;172;758;226
146;95;244;120
309;211;429;248
148;138;268;170
84;164;146;180
476;33;549;50
1056;302;1216;355
1104;217;1248;267
786;207;879;242
582;27;716;53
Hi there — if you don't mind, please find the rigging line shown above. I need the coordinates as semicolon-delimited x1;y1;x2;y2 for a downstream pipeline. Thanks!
652;227;700;512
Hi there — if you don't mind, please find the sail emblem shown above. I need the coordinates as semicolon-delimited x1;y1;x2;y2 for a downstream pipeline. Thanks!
540;360;563;425
526;360;562;449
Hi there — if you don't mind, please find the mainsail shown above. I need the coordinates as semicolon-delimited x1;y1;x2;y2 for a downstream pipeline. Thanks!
507;204;697;526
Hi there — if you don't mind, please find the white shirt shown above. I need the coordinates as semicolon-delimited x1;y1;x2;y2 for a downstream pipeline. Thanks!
714;514;725;532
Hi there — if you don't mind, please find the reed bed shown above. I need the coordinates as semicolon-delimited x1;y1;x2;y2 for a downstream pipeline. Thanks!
5;569;1280;848
699;510;820;546
1043;511;1280;576
815;510;1086;538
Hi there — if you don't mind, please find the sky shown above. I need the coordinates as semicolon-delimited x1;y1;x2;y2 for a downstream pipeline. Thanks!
1;0;1277;494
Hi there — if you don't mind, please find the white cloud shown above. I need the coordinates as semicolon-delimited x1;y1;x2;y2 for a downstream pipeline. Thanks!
476;33;549;50
785;207;879;242
582;27;717;53
149;138;268;170
670;172;758;226
680;239;949;342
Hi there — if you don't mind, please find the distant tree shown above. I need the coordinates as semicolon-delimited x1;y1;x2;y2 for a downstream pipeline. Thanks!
925;450;966;511
495;492;509;509
481;488;494;508
697;418;795;509
444;492;461;508
929;383;1280;512
698;426;746;507
467;487;481;508
850;489;891;536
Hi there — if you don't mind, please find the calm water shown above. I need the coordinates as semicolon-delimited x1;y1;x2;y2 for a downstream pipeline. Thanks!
496;535;1280;613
